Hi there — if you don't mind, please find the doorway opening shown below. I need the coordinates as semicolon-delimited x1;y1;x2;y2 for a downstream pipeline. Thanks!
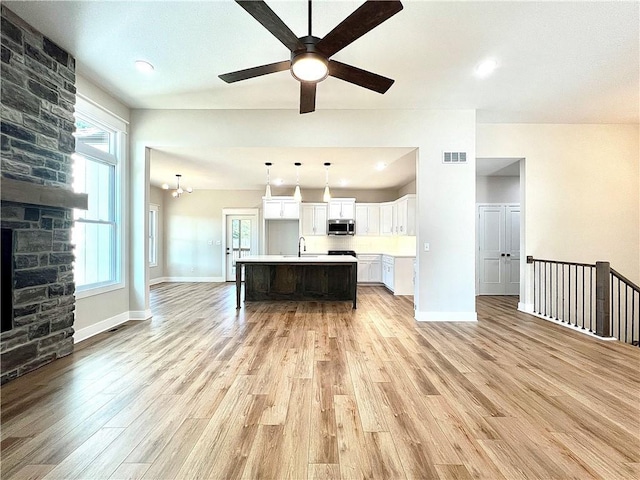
476;158;525;299
223;209;259;282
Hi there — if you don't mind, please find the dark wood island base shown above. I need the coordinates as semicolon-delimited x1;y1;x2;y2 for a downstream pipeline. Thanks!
236;256;357;309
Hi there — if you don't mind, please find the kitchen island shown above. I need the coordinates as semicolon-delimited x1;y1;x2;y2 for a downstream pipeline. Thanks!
235;255;358;309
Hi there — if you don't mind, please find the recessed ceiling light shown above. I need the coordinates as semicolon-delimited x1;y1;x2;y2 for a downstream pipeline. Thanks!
135;60;154;73
375;162;387;171
475;58;498;78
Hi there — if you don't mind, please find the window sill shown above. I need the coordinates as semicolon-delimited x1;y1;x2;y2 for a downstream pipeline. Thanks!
76;282;125;300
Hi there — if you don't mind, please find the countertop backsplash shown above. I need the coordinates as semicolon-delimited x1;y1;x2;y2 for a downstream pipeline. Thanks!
303;235;416;257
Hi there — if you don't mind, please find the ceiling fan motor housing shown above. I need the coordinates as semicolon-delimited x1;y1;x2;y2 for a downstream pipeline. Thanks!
291;36;328;83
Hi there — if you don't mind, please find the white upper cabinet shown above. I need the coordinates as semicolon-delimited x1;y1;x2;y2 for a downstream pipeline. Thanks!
300;203;327;236
379;195;415;236
395;194;416;236
328;198;355;219
355;204;380;236
263;197;300;219
380;202;394;236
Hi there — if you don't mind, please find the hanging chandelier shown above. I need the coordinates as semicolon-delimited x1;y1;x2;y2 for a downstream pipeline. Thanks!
162;174;193;198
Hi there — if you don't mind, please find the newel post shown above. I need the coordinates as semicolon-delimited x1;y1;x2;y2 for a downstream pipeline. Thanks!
595;261;611;337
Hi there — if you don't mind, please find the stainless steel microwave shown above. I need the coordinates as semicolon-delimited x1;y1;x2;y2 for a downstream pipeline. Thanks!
327;219;355;235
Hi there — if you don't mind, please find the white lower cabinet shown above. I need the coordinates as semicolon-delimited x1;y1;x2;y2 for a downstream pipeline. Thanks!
357;254;382;283
382;255;394;290
382;255;415;295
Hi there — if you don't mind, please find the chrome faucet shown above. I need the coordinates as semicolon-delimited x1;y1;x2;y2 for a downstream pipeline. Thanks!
298;236;306;257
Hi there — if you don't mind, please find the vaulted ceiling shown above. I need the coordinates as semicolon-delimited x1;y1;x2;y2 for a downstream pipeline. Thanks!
5;1;638;190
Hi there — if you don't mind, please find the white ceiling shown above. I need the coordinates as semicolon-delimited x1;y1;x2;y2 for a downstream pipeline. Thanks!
5;0;638;190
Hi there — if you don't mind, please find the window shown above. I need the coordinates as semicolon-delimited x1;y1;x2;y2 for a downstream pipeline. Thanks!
149;204;159;267
72;101;125;294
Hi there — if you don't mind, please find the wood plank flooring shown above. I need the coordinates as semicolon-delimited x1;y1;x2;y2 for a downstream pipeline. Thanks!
2;283;639;479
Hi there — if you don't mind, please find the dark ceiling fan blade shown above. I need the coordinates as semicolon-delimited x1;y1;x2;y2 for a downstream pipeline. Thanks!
300;82;317;114
236;0;305;52
219;60;290;83
315;1;403;58
328;60;394;94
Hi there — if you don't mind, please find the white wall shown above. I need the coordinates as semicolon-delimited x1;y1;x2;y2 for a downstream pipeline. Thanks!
398;180;417;196
269;187;400;203
130;109;478;321
163;189;264;279
476;176;520;203
477;124;640;290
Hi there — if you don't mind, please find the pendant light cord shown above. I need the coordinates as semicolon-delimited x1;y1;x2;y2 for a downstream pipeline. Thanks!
308;0;312;36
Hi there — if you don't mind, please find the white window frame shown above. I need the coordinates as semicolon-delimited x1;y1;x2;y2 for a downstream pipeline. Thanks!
149;204;159;267
73;96;127;298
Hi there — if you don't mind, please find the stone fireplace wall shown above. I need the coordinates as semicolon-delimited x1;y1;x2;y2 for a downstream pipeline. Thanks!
1;6;77;383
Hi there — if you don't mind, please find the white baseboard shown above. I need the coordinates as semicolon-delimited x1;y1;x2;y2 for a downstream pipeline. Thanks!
518;302;534;313
160;276;225;283
129;309;152;321
415;311;478;322
149;277;166;286
517;306;616;342
74;311;131;343
74;309;152;344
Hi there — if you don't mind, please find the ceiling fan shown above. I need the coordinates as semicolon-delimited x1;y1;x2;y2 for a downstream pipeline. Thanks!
219;0;403;114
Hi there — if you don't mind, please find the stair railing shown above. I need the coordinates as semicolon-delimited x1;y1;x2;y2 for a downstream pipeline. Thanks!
527;257;639;347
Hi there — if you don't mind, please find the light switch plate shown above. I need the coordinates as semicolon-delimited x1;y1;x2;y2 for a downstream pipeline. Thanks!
424;242;430;252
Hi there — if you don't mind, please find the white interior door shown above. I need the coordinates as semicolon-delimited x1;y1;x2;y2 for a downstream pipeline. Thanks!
478;204;520;295
478;205;505;294
504;205;521;295
226;215;257;281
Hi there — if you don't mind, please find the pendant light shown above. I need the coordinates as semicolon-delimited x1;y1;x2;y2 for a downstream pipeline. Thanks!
323;162;331;202
293;162;302;202
264;162;272;199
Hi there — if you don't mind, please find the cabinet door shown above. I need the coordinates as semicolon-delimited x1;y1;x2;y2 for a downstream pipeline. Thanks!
314;205;327;235
341;201;355;219
369;261;382;283
301;205;315;236
387;262;395;291
264;200;283;219
357;261;370;283
367;205;380;235
380;203;393;235
281;200;300;219
396;198;407;235
328;202;342;219
355;205;368;235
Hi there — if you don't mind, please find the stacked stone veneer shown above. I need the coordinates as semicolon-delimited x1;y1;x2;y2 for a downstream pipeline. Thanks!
1;6;77;384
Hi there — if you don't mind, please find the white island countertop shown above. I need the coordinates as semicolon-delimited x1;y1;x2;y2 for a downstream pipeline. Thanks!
236;255;357;263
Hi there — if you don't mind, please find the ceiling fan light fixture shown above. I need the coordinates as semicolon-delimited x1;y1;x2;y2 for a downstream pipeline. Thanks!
291;52;328;83
135;60;154;73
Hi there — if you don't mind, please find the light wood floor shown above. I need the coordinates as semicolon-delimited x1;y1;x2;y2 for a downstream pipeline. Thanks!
2;283;639;480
